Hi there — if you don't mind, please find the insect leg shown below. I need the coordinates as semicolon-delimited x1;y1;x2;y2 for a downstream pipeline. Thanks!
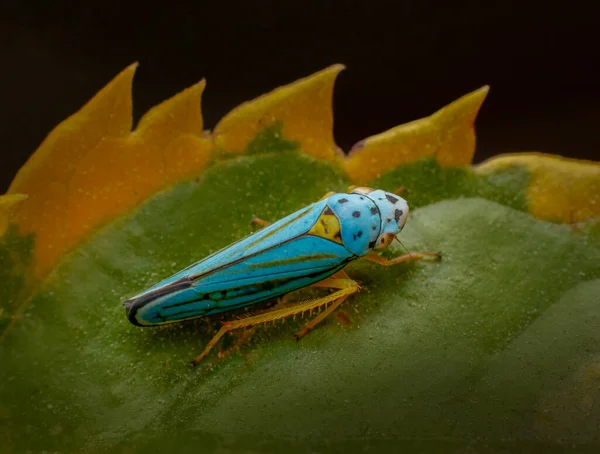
216;327;258;362
244;270;359;340
294;270;358;340
189;276;360;366
250;215;272;227
363;251;441;266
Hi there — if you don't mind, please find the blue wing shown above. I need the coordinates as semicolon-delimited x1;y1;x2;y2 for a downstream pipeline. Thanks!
124;199;356;326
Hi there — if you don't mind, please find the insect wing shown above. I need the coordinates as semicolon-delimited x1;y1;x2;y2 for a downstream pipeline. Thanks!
127;200;326;298
125;198;354;325
146;236;354;324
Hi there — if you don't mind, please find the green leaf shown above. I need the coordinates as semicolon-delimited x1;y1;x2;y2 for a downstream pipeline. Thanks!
245;120;299;155
372;157;529;212
2;150;600;453
0;225;34;333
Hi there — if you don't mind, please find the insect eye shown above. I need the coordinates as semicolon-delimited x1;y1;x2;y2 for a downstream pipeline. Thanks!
374;233;394;250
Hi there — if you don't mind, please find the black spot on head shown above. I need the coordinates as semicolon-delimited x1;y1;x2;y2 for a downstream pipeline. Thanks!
357;231;363;238
352;211;361;218
368;240;377;248
360;196;364;200
372;226;377;230
324;206;334;215
370;207;378;215
386;194;400;204
338;198;349;204
394;209;403;222
387;218;392;223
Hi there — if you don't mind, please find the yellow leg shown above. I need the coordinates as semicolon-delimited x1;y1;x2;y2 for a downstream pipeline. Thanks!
201;272;346;365
363;251;441;266
294;270;356;339
294;293;351;339
208;291;294;363
189;274;360;367
250;215;271;227
216;291;295;358
216;326;257;360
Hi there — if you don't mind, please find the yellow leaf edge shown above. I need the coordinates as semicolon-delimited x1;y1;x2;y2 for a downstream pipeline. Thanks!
2;63;599;284
475;153;600;224
213;63;346;165
343;85;490;184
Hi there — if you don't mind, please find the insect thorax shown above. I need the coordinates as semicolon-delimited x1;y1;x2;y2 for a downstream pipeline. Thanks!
306;193;382;256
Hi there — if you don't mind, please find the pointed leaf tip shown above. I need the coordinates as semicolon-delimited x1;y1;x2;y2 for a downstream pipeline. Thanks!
8;63;136;194
5;65;212;279
5;64;137;278
475;152;600;223
213;65;345;163
136;79;206;147
344;86;490;185
60;78;212;280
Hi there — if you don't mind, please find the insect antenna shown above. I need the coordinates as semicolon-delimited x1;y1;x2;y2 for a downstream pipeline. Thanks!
394;236;413;258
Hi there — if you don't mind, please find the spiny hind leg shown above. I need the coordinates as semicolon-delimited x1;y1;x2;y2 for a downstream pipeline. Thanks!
293;252;440;339
272;270;358;340
273;269;352;314
201;280;339;365
212;287;304;362
189;275;360;367
363;251;441;267
294;271;358;340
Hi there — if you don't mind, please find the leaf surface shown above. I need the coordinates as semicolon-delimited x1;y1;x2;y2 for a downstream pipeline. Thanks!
1;65;600;453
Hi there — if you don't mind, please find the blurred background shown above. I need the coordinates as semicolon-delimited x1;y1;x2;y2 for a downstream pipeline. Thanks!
1;0;598;192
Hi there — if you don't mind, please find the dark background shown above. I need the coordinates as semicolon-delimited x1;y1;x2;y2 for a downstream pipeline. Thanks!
1;0;598;192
